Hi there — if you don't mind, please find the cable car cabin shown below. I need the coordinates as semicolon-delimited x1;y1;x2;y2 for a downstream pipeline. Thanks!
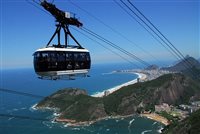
32;0;90;80
33;47;91;79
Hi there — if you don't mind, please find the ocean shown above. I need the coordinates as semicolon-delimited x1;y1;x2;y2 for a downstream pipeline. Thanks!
0;63;163;134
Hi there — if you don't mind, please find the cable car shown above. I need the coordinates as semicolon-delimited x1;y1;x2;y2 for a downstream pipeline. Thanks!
33;1;91;79
33;46;91;79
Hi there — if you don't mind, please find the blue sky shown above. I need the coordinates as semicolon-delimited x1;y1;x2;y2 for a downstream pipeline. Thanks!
1;0;199;69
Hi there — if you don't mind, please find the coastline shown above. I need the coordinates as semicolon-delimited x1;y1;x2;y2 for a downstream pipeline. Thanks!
56;114;134;127
32;70;170;127
141;113;170;126
91;72;147;97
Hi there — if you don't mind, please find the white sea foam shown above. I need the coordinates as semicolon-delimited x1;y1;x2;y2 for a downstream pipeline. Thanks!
53;112;60;117
8;117;14;121
141;130;152;134
42;121;53;128
72;128;81;131
64;124;69;127
129;118;135;125
51;120;57;124
152;122;157;125
157;127;164;133
30;103;38;112
20;107;27;110
128;117;135;133
13;108;18;111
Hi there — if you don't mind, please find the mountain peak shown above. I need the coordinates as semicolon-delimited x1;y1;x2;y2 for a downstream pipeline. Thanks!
162;56;200;72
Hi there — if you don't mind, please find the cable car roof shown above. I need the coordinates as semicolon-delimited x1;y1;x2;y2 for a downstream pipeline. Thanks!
35;47;90;53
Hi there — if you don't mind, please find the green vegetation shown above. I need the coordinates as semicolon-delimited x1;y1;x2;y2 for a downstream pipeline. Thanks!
159;111;178;124
163;109;200;134
37;89;104;121
36;73;200;123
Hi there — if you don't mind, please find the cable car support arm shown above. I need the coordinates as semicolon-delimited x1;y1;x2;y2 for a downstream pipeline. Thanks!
40;0;83;48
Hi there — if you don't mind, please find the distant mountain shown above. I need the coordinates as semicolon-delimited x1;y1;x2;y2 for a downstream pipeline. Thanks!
145;64;159;70
162;56;200;72
163;109;200;134
36;73;200;124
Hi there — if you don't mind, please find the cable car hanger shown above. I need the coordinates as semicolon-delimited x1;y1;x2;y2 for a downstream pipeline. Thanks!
41;0;83;48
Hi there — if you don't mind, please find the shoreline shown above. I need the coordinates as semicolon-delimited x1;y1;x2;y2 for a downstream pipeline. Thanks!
56;114;135;127
32;70;170;127
141;113;170;126
91;72;147;97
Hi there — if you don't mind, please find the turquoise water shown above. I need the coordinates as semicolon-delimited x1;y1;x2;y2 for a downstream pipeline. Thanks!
0;63;163;134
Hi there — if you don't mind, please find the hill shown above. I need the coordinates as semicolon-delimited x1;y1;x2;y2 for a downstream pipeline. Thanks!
36;73;200;124
37;89;106;122
103;73;200;115
162;109;200;134
145;64;159;70
162;56;200;72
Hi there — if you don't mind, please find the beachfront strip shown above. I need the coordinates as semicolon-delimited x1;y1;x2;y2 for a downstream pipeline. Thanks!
91;72;146;97
141;113;170;126
91;69;174;126
92;68;170;97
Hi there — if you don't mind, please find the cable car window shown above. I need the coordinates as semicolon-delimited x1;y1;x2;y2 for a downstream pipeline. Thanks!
65;52;73;70
49;52;57;69
74;53;79;60
86;52;90;61
57;52;65;70
66;53;73;61
42;53;48;58
50;52;56;62
34;52;40;58
57;52;65;62
67;61;73;70
74;53;80;69
80;53;86;61
34;52;40;62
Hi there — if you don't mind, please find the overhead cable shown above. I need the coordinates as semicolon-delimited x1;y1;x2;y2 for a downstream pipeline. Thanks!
0;88;44;99
127;0;195;69
69;0;162;64
0;113;49;121
81;27;150;67
71;27;141;68
124;0;199;79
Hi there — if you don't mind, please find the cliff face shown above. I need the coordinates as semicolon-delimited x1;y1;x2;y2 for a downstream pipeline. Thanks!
36;74;200;123
155;75;190;104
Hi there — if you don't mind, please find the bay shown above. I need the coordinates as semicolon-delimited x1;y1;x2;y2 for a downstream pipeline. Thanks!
0;63;163;134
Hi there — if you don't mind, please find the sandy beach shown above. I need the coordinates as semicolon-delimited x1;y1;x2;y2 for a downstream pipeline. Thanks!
91;72;147;97
141;113;170;126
